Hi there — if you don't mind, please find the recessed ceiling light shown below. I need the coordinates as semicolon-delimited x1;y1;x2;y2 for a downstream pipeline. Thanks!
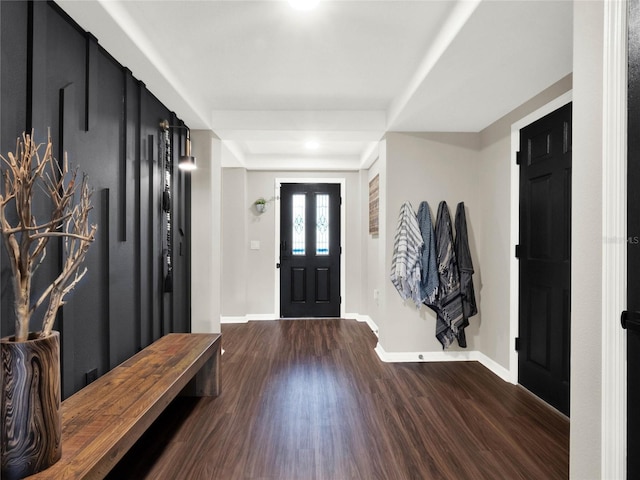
288;0;320;11
305;141;319;150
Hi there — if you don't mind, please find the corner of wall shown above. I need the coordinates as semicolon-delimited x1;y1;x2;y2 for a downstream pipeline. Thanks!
190;130;222;334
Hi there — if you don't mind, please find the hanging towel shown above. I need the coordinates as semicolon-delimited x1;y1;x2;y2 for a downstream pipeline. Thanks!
434;201;465;349
390;202;423;306
454;202;478;323
417;201;438;305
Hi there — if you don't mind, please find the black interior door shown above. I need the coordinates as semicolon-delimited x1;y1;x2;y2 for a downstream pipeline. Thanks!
518;102;572;416
626;2;640;476
280;183;340;318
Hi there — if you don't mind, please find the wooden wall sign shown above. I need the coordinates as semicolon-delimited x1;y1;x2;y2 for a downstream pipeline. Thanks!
369;174;379;235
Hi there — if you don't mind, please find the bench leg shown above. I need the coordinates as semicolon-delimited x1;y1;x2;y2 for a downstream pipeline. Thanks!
182;340;221;397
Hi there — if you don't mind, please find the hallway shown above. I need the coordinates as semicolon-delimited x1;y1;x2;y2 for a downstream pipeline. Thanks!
109;319;569;479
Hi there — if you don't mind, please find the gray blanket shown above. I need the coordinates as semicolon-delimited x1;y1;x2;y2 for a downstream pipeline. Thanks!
434;201;465;349
417;201;438;305
454;202;477;327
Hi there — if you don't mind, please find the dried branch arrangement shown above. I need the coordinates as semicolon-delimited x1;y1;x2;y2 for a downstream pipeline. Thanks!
0;131;97;342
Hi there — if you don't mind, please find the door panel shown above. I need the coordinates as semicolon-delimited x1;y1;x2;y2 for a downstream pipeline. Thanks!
280;183;340;318
291;268;307;302
528;284;551;369
518;102;572;416
315;268;330;302
529;175;552;259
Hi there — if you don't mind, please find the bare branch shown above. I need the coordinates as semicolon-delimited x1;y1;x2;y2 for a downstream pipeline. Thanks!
0;132;96;341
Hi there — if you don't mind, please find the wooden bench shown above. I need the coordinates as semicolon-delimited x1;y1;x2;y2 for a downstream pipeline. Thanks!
29;333;221;479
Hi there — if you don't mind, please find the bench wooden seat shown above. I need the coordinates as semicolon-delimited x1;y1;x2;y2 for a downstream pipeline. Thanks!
28;333;221;479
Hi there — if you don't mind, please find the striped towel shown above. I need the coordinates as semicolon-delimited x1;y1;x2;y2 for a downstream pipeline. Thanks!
390;202;423;306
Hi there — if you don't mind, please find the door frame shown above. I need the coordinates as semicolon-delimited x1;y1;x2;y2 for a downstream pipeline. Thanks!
274;178;346;318
608;0;628;476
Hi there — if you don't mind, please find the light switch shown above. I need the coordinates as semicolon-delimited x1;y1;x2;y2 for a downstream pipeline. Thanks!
250;240;260;250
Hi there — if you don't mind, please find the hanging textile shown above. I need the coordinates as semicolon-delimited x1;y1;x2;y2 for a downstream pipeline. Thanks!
390;202;423;306
417;201;438;305
454;202;478;323
434;201;466;349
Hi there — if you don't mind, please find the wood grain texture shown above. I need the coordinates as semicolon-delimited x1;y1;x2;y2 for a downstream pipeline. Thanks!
109;320;569;480
28;333;220;480
1;332;61;479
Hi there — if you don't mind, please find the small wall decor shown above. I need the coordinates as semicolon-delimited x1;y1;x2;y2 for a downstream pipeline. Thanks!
369;174;379;235
254;198;267;214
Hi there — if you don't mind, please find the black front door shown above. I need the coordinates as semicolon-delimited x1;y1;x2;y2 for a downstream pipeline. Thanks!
626;2;640;476
518;102;572;416
279;183;341;318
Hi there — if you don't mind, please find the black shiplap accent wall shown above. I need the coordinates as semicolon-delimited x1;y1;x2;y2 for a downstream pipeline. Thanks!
0;0;192;399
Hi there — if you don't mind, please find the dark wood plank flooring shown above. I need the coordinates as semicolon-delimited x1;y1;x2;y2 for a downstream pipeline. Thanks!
108;319;569;480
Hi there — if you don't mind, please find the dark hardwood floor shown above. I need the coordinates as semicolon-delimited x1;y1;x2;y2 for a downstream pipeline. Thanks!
108;319;569;480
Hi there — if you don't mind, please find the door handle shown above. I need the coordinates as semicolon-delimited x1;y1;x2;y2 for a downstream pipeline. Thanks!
622;310;640;331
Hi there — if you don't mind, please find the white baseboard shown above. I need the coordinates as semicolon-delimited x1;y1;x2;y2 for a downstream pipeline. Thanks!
221;314;279;324
246;314;279;321
345;314;379;337
220;313;513;384
220;316;249;324
222;313;378;329
474;351;515;384
374;342;513;384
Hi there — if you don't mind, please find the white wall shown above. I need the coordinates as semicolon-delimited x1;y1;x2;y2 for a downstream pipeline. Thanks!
220;169;363;318
363;76;572;372
190;130;222;333
378;132;481;354
571;1;605;476
365;153;385;333
221;168;248;317
245;171;279;315
477;75;572;369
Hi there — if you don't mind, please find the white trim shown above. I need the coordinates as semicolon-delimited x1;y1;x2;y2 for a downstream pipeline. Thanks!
374;343;511;383
220;314;280;324
274;178;347;319
346;313;379;337
602;0;627;477
222;314;515;383
220;316;249;324
476;352;512;384
222;313;375;326
509;90;573;385
246;314;279;321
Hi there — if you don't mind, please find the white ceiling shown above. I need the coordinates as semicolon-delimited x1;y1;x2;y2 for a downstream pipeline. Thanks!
56;0;573;170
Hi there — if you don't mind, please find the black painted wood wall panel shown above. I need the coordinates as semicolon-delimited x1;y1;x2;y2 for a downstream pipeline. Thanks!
171;128;190;334
108;68;141;369
0;1;29;337
0;2;28;137
0;1;192;399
